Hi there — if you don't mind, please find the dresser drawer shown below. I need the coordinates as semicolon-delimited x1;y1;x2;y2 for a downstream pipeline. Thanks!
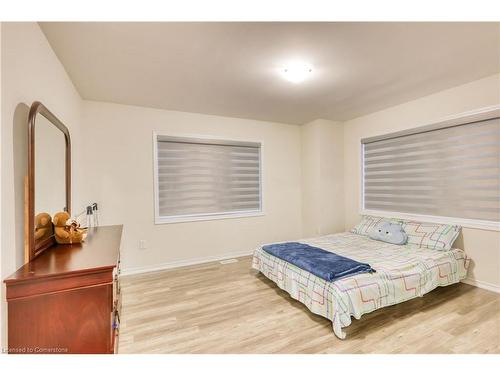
111;307;120;353
113;281;122;315
111;266;121;353
112;267;121;306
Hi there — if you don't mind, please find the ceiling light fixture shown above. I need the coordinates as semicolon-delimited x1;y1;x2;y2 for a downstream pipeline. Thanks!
281;62;313;83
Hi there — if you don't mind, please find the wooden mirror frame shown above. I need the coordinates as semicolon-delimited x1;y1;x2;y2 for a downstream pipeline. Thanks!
27;101;71;261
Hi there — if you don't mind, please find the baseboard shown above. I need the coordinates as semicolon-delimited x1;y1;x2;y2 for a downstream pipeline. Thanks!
120;250;254;276
462;278;500;294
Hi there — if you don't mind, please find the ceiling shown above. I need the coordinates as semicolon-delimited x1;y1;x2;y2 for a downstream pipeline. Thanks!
40;22;500;124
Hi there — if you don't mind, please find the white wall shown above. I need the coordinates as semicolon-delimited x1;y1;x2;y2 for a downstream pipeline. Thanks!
0;22;83;349
343;74;500;290
80;101;303;273
301;119;344;237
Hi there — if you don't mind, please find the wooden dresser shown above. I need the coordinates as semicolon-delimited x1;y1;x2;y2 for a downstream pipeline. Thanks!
4;225;122;354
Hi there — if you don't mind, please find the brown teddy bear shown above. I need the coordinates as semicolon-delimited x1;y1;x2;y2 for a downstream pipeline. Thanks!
34;212;53;242
53;211;86;245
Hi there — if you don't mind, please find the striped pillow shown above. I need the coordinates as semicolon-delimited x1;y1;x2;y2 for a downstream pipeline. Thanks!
399;220;461;251
352;215;461;251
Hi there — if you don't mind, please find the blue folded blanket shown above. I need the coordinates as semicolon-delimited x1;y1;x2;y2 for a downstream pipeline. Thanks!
262;242;375;282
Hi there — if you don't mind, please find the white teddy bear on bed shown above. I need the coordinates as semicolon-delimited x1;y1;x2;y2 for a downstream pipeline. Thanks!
369;221;408;245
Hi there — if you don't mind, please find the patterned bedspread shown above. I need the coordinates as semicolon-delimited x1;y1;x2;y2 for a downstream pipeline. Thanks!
252;232;469;339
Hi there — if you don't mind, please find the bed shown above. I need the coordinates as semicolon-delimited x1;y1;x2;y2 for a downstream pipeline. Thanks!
252;230;469;339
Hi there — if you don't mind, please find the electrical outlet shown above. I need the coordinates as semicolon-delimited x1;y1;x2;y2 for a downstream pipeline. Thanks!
139;240;148;250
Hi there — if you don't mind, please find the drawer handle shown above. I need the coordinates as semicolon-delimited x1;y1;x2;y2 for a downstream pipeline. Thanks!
113;309;120;329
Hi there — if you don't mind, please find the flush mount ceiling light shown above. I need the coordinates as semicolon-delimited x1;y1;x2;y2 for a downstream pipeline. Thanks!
281;62;313;83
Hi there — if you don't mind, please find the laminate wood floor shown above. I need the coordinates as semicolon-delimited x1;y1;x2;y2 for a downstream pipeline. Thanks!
118;256;500;354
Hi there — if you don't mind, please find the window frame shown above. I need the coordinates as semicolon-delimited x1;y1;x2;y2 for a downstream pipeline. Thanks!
153;131;264;224
359;105;500;232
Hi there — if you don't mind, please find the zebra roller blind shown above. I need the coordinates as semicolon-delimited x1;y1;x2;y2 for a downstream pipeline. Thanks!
155;135;262;221
362;117;500;222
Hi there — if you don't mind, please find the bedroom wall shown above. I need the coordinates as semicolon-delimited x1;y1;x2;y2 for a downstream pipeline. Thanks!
0;22;84;349
80;101;303;274
301;119;344;237
343;73;500;291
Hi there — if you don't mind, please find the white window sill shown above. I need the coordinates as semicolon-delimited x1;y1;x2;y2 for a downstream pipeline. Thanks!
155;210;265;225
360;209;500;232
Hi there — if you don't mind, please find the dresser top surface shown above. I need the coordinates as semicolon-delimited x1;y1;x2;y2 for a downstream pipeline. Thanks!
4;225;123;284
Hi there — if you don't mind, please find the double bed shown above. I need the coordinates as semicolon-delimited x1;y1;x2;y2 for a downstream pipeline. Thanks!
252;229;469;339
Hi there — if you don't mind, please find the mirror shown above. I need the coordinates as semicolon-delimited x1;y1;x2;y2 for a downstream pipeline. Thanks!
27;102;71;261
35;116;67;217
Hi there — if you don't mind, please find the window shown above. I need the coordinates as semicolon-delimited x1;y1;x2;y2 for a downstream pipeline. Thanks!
361;107;500;227
153;134;262;223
